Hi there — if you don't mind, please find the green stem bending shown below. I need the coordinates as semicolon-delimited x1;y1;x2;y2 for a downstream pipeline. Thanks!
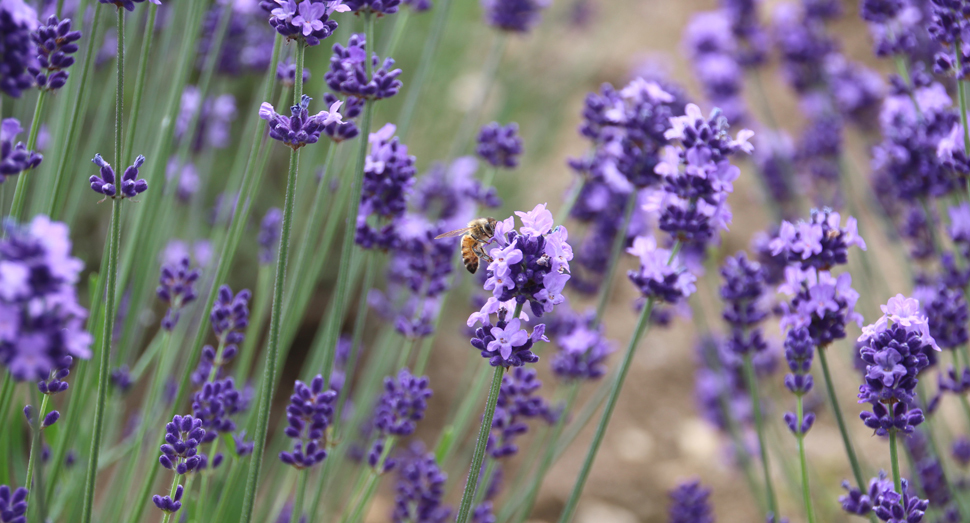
795;395;816;523
743;355;779;520
817;347;866;490
80;199;122;523
454;365;505;523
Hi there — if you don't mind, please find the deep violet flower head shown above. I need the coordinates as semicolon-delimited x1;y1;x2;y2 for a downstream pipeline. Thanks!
344;0;400;15
782;328;816;435
719;252;769;357
89;154;148;199
917;283;969;350
279;375;336;469
682;10;747;124
36;355;71;396
0;0;38;98
259;94;344;149
192;377;247;444
0;485;28;523
769;208;866;271
857;295;937;436
778;267;863;348
0;215;91;382
156;256;200;331
840;472;893;516
668;480;714;523
158;414;206;475
392;448;451;523
152;485;183;514
276;57;311;87
265;0;346;46
325;33;402;100
373;368;431;438
488;367;553;459
356;123;417;250
193;285;251;384
99;0;160;12
258;207;283;264
929;0;970;78
1;119;43;178
480;0;549;33
549;306;614;381
28;15;80;91
476;122;523;169
627;235;696;305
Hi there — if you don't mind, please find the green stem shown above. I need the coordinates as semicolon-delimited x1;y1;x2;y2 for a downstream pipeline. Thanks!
47;4;104;217
555;177;585;226
7;90;47;221
382;7;410;58
470;459;496;510
26;390;48;522
448;35;506;159
396;0;455;139
159;475;181;523
342;436;397;523
742;355;779;520
817;347;866;490
238;42;305;523
889;430;903;497
122;3;158;165
237;265;274;380
795;395;816;523
593;192;635;325
316;13;375;391
454;365;505;523
80;198;122;523
291;469;309;523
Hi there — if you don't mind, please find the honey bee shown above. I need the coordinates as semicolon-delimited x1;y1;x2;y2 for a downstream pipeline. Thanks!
434;217;498;274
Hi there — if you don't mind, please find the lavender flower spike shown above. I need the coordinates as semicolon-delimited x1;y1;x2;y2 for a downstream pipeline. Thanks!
668;480;714;523
158;415;206;475
257;207;283;264
0;485;28;523
89;154;148;199
1;118;43;178
0;0;38;98
325;33;403;100
156;257;200;331
481;0;550;32
476;122;523;169
29;15;81;91
259;94;344;150
279;375;337;469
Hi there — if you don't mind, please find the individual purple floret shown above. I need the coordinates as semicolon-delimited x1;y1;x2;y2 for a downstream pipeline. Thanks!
37;356;72;395
769;208;866;271
488;367;552;458
192;378;245;445
89;154;148;200
276;57;310;87
0;215;91;382
259;94;344;149
279;374;337;469
0;0;38;98
668;480;714;523
356;123;416;250
344;0;400;15
325;33;402;100
156;256;200;331
28;15;81;91
193;285;251;383
481;0;549;32
158;414;206;475
392;449;451;523
627;235;696;305
99;0;161;12
0;485;28;523
257;207;283;264
265;0;345;46
152;485;183;514
857;295;937;436
373;368;431;438
1;118;43;178
476;122;523;169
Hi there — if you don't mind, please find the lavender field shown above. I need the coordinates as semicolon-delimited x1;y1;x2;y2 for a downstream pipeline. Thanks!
5;0;970;522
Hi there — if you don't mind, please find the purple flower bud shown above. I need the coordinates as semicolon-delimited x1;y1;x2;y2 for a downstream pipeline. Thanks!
42;410;59;428
28;15;81;91
325;34;402;100
1;118;43;178
89;154;148;199
0;485;29;522
476;122;523;169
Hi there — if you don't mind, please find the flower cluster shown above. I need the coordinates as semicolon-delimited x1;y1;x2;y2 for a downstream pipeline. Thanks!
683;10;746;124
356;123;417;250
481;0;550;33
626;235;696;305
158;414;206;475
279;375;337;469
193;285;251;383
0;0;37;98
197;3;277;76
857;295;937;436
192;378;247;444
392;448;451;523
37;356;72;396
258;207;283;264
778;267;863;349
156;257;200;331
259;94;345;149
89;154;148;200
476;122;523;169
841;473;928;522
547;306;614;382
176;87;237;152
488;367;553;458
668;480;714;523
99;0;161;12
325;33;402;100
719;252;769;357
782;328;816;435
769;209;866;271
344;0;400;15
28;15;80;91
0;485;28;522
368;368;432;470
1;118;42;179
929;0;970;78
265;0;346;46
0;216;90;382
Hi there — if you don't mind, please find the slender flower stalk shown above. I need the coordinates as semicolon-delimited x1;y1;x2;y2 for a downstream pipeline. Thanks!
396;0;455;139
239;40;307;523
817;347;867;490
593;193;636;323
7;90;45;221
454;364;506;523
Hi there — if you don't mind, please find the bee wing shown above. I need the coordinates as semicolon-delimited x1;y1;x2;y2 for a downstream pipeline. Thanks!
434;227;474;239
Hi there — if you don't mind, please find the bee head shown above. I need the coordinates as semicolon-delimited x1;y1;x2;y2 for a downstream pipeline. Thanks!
485;217;497;236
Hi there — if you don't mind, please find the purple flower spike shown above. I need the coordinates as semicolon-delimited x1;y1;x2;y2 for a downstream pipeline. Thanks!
373;368;431;438
158;415;206;475
266;0;343;46
152;484;183;514
28;15;81;91
627;236;696;305
258;207;283;264
99;0;161;12
392;447;451;523
0;1;38;98
549;306;614;382
276;57;311;88
110;365;133;393
840;472;892;516
481;0;549;32
668;480;714;523
769;208;866;271
279;375;337;469
89;154;148;200
0;485;28;523
356;123;416;250
192;285;251;383
488;368;552;459
1;118;43;178
325;33;402;100
345;0;400;15
476;122;523;169
192;378;246;441
156;256;200;331
259;94;345;149
37;356;72;396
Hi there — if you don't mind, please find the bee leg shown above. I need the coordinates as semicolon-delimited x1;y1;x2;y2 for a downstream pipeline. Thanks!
474;244;492;263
